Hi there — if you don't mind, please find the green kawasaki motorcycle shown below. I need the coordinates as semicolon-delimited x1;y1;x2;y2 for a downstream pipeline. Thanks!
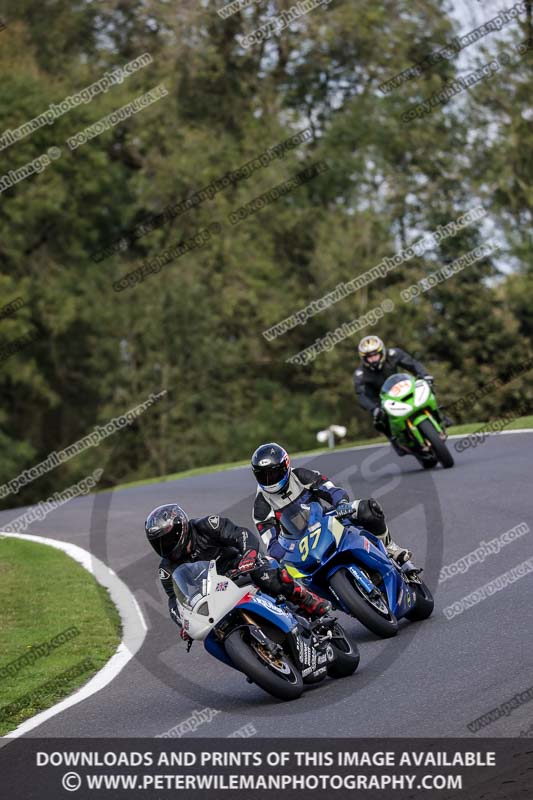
380;373;454;469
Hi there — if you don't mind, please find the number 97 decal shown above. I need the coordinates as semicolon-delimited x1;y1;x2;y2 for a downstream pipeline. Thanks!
298;527;321;560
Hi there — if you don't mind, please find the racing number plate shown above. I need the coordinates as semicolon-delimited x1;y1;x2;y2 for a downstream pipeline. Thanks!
389;380;411;397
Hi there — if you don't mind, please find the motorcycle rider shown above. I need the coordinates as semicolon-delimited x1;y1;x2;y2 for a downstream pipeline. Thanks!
145;503;332;639
251;442;412;566
354;335;437;455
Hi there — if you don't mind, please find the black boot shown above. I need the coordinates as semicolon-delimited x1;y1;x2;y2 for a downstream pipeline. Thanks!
290;584;332;619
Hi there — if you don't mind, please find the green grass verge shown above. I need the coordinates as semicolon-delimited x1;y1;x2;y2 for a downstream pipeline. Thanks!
0;537;121;736
442;414;533;437
109;416;533;493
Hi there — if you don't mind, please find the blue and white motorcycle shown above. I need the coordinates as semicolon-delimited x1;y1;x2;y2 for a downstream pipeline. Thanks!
279;502;434;638
172;559;359;701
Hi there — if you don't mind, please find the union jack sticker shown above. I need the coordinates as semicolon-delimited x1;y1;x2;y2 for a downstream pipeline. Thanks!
216;581;229;592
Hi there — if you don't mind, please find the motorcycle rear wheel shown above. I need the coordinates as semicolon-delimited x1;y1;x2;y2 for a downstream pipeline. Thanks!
326;623;360;678
405;579;434;621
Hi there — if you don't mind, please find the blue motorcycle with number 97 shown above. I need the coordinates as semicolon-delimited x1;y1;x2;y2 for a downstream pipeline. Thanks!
278;502;434;638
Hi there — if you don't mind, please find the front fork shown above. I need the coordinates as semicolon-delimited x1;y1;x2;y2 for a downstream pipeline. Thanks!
407;409;445;448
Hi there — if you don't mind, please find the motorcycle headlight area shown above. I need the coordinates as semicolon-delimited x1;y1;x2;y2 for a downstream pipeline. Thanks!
414;380;430;406
191;593;209;615
383;399;412;416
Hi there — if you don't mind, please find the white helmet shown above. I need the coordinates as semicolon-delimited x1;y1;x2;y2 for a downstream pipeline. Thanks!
358;335;386;371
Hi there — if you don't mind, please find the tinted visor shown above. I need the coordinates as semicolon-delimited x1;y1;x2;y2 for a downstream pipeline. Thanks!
151;528;179;558
252;462;288;487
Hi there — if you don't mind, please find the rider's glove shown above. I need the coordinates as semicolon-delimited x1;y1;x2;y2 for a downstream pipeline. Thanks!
237;548;258;574
372;407;385;424
180;627;191;642
336;501;357;519
423;375;434;385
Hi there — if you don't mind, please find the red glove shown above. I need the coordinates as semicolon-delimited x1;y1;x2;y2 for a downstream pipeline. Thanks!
180;627;191;642
237;548;258;574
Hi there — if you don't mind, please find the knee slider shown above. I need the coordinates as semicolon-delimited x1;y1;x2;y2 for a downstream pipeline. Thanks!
368;498;384;518
357;498;386;535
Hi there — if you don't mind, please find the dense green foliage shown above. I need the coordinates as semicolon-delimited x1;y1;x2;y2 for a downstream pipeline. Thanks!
0;1;531;507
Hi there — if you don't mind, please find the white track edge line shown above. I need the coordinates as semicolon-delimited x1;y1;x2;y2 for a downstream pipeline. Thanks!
219;427;533;466
299;427;533;459
115;428;533;484
0;531;147;741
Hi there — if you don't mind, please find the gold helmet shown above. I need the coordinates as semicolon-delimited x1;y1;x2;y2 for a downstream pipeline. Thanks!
358;335;386;371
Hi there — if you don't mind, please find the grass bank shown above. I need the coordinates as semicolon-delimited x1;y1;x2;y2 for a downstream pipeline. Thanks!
0;536;121;736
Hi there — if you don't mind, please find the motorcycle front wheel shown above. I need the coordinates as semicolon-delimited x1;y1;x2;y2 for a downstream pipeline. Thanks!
224;628;303;701
329;568;398;638
326;623;360;678
418;418;454;468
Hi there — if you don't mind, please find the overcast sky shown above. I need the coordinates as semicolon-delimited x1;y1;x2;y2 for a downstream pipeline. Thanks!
450;0;522;44
451;0;502;27
443;0;525;77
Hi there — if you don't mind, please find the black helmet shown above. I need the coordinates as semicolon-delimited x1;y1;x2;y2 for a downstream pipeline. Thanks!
251;443;291;494
145;504;190;559
358;335;386;371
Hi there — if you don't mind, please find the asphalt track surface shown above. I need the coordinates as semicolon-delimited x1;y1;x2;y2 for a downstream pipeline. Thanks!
1;433;532;739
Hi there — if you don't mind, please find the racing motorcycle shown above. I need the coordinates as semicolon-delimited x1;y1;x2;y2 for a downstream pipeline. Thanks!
380;372;454;468
279;501;434;638
172;559;359;701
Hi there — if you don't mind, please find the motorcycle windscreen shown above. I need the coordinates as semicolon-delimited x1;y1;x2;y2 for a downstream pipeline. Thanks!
172;561;209;609
381;373;414;398
279;501;323;537
280;502;335;571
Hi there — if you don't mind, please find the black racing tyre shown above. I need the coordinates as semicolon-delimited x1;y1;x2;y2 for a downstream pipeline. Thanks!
326;625;360;678
405;579;434;621
418;418;454;468
224;628;303;701
329;568;398;638
415;453;438;470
